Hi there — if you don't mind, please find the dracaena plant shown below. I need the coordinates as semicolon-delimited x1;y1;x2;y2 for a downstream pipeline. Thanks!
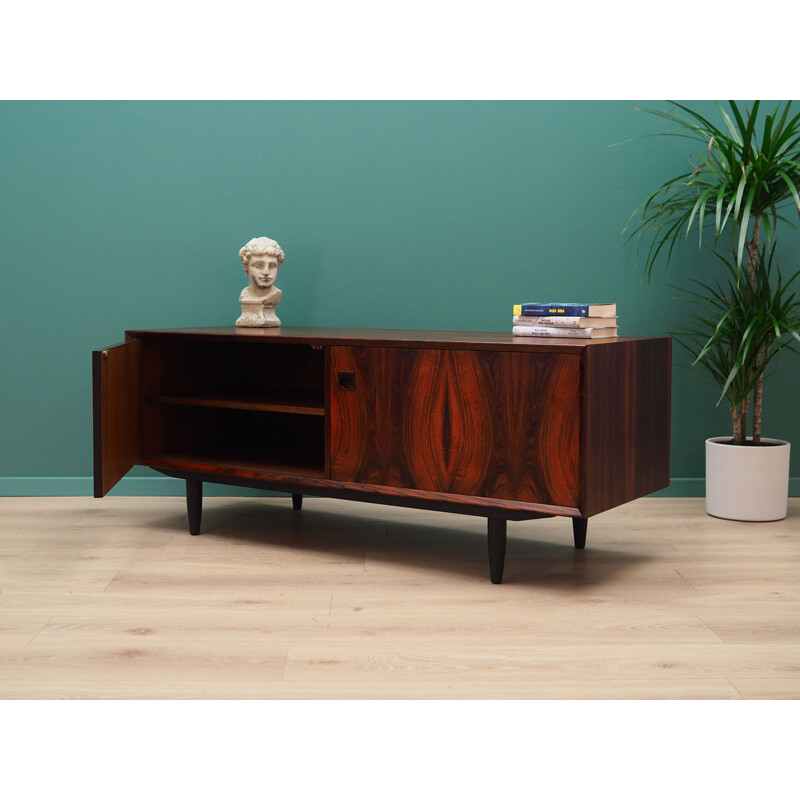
673;248;800;445
625;100;800;444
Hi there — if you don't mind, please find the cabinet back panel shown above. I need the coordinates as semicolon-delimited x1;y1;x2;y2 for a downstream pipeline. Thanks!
140;339;324;398
142;405;324;471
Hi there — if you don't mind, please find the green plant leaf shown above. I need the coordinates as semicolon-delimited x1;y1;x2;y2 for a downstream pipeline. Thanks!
718;102;744;146
736;183;756;271
778;169;800;212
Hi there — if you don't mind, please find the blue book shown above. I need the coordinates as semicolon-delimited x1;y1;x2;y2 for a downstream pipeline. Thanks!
513;302;616;318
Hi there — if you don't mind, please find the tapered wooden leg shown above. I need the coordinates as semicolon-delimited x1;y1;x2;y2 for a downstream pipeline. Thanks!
573;517;587;549
292;493;303;511
187;479;203;535
487;518;507;584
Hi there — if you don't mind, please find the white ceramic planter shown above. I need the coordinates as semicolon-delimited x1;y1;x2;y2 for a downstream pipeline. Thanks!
705;437;791;521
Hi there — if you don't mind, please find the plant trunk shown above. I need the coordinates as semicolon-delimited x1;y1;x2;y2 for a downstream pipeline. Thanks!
745;218;760;286
752;344;768;444
746;218;763;445
731;398;748;445
752;390;763;443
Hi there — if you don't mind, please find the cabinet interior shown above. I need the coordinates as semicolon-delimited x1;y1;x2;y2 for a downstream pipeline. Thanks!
140;338;326;477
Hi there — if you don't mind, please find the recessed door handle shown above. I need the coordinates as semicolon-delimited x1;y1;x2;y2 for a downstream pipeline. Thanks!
338;370;356;390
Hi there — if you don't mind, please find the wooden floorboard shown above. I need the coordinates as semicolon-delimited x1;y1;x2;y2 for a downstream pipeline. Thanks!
1;495;798;699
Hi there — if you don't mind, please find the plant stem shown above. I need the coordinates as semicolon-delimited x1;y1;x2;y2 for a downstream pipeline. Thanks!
746;217;761;286
748;218;763;444
731;400;748;445
753;344;768;444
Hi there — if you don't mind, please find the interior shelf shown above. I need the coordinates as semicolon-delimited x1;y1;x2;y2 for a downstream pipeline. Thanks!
142;446;325;479
150;388;325;416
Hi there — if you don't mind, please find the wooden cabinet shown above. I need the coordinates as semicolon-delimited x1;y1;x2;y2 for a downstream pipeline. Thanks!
93;327;671;583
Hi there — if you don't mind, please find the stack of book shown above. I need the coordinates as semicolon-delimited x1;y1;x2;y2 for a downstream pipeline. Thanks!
511;302;619;339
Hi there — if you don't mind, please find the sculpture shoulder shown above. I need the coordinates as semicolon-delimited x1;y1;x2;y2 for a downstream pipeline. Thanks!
240;285;281;303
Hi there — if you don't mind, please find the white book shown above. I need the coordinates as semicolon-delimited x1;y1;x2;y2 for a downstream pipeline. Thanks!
512;315;618;329
511;326;619;339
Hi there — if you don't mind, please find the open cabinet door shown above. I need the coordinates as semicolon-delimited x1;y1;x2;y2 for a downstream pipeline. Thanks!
92;339;141;497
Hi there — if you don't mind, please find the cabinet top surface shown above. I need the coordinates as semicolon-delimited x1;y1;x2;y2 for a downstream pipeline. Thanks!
124;326;668;351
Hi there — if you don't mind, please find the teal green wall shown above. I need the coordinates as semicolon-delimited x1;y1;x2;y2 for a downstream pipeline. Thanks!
1;101;798;495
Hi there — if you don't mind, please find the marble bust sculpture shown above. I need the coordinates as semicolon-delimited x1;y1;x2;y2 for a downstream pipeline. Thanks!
236;236;286;327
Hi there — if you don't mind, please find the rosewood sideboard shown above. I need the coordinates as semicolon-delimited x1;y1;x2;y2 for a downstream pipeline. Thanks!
92;327;671;583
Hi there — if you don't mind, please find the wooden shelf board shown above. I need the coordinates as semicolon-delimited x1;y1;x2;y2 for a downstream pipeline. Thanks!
150;389;325;416
142;448;326;480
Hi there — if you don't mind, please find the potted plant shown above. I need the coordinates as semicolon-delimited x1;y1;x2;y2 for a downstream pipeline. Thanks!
626;100;800;520
676;248;799;519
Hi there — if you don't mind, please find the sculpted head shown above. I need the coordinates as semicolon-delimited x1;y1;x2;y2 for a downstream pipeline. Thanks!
239;236;285;291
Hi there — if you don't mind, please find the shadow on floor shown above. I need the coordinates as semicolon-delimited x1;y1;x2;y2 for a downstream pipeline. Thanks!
148;497;653;590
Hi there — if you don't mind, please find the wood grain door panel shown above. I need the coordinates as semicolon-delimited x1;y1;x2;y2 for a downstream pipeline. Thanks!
92;339;141;497
330;346;581;507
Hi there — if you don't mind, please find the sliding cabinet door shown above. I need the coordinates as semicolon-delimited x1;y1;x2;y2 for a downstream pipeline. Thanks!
329;346;581;508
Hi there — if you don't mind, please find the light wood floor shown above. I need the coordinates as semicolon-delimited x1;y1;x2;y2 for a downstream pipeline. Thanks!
1;495;798;699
